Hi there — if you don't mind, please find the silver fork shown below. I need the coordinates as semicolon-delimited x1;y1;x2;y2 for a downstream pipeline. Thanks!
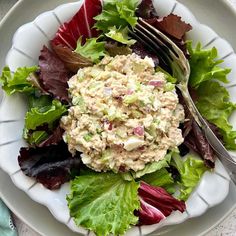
130;18;236;184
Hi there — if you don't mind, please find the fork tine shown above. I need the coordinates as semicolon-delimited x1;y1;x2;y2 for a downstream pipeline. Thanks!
135;19;236;179
130;28;170;69
134;26;172;63
134;21;186;75
135;23;172;57
138;18;180;59
139;18;190;74
135;19;199;123
138;18;191;80
128;30;158;56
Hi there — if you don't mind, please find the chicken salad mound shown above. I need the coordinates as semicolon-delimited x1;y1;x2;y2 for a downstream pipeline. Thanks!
61;53;185;172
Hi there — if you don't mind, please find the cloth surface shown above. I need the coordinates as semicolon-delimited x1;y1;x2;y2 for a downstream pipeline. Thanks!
0;199;17;236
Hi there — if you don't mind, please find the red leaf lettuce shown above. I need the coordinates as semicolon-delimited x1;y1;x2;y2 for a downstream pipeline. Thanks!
18;141;81;190
39;46;71;102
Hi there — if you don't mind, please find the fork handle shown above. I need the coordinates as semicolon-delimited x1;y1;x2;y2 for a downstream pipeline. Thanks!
177;83;202;126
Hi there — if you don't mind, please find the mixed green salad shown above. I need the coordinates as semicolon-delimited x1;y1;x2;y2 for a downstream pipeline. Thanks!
0;0;235;235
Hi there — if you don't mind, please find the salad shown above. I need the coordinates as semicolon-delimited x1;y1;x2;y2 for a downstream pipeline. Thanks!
61;54;185;172
0;0;235;235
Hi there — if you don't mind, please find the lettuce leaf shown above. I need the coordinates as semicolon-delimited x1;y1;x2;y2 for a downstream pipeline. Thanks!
148;14;192;41
188;42;236;149
39;46;70;102
74;37;106;63
67;172;140;236
25;99;67;131
94;0;139;45
0;66;39;95
105;40;132;57
51;44;93;73
196;81;236;149
188;42;231;88
171;154;208;201
105;26;136;45
94;0;139;31
18;141;80;190
28;94;52;109
0;64;66;146
37;126;64;147
138;8;192;55
27;130;49;145
141;168;175;194
137;182;186;225
51;0;102;49
24;98;67;145
132;151;172;178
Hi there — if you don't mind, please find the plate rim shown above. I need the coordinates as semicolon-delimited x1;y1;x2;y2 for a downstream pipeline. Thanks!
0;0;236;236
2;0;232;233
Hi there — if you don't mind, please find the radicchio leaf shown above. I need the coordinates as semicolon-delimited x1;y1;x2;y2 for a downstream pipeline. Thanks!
39;46;70;102
137;182;186;225
51;0;102;49
18;141;81;190
51;44;93;73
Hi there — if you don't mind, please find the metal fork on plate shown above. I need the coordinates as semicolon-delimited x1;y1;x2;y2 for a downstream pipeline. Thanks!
129;18;236;184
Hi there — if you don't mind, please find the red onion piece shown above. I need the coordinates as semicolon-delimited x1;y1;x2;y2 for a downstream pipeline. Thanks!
148;80;164;87
108;123;113;131
127;89;134;95
134;126;144;136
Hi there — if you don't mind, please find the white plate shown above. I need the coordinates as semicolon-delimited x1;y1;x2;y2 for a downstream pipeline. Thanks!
0;1;235;236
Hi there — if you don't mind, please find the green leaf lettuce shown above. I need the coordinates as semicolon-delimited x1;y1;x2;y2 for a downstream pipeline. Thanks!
187;42;231;88
131;151;173;178
24;98;67;145
141;168;175;194
105;26;136;45
25;99;67;130
28;94;52;109
74;37;106;63
67;172;140;236
94;0;139;45
171;154;208;201
0;66;39;95
196;81;236;149
188;42;236;149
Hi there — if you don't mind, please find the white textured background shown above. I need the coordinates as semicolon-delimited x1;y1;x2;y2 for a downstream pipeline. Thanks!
0;0;236;235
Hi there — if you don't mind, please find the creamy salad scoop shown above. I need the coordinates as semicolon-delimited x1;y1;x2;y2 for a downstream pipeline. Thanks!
61;54;185;172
